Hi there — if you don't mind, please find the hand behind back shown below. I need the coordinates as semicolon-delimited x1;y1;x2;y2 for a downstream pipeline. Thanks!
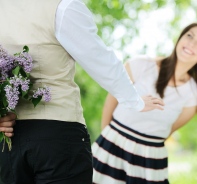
0;112;16;137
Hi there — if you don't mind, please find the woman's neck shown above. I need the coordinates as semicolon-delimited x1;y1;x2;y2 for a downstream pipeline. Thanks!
174;61;194;82
167;60;195;87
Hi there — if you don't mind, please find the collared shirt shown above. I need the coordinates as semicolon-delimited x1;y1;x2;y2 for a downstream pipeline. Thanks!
55;0;144;111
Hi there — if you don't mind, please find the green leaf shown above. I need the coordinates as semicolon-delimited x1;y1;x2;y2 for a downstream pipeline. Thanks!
26;73;30;78
28;83;33;90
5;136;12;151
21;90;29;99
23;46;29;53
1;81;9;91
2;96;8;107
19;67;28;78
12;66;20;76
14;52;20;56
0;107;8;117
0;132;4;142
32;96;42;107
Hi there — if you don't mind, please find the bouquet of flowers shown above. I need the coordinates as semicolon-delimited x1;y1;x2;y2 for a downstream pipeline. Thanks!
0;45;51;151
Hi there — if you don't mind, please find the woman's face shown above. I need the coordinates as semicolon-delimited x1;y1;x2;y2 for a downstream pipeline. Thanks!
176;26;197;65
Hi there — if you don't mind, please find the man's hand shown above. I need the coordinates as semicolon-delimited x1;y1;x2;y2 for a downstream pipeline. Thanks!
141;95;164;112
0;112;16;137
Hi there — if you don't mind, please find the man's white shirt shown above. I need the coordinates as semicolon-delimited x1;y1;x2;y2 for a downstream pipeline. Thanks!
55;0;144;111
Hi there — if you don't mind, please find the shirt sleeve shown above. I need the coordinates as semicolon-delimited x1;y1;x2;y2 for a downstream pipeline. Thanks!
184;98;197;107
55;0;144;111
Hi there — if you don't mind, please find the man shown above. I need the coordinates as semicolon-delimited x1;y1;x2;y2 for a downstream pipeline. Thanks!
0;0;163;183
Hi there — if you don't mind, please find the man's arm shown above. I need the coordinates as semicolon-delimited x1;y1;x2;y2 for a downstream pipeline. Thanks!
55;0;164;111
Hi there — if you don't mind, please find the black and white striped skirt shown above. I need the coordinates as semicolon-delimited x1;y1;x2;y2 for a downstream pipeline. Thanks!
92;118;169;184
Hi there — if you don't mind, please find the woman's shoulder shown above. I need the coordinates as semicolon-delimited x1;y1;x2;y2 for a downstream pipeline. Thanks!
155;56;165;66
125;55;162;82
125;55;161;71
126;55;163;65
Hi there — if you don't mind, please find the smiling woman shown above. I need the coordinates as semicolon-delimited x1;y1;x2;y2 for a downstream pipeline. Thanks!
156;23;197;98
92;23;197;184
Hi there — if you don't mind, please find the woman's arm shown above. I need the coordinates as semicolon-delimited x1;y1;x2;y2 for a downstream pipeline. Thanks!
170;106;197;134
101;62;134;130
101;94;118;130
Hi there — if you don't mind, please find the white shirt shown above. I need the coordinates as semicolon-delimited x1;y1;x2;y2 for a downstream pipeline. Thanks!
55;0;144;111
113;55;197;138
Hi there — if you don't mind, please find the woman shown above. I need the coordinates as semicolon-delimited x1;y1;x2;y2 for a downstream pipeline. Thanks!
92;23;197;184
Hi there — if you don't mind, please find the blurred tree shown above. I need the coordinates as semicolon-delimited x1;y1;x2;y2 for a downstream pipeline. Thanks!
74;0;197;143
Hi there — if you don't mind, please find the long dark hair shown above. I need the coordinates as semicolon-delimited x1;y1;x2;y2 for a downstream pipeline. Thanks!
156;23;197;98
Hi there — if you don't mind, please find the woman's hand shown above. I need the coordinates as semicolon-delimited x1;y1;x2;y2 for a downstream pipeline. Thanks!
141;95;165;112
0;112;16;137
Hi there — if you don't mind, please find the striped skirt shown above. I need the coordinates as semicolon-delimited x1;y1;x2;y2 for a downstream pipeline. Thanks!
92;118;169;184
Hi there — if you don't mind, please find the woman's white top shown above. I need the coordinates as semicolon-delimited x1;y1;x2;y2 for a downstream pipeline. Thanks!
55;0;144;111
113;55;197;138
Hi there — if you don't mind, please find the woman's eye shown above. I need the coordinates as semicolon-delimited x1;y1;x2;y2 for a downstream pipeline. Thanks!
187;33;193;38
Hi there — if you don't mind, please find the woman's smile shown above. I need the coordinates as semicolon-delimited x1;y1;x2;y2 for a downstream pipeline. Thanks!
183;46;194;55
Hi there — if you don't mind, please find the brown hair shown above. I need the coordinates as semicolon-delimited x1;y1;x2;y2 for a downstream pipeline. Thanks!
156;23;197;98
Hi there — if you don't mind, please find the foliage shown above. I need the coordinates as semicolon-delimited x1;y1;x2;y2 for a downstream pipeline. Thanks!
177;115;197;151
84;0;196;58
168;148;197;183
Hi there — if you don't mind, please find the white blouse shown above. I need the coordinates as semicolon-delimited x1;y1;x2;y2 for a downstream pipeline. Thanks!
113;55;197;138
55;0;144;111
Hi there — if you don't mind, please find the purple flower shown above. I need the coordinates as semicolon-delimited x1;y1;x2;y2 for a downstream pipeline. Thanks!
14;52;33;73
0;45;51;110
9;75;22;87
0;46;15;80
0;45;51;152
21;80;30;91
9;75;30;91
4;85;20;110
0;45;8;59
33;87;51;102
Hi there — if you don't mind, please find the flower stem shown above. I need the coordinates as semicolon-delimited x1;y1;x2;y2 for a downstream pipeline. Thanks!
1;133;12;152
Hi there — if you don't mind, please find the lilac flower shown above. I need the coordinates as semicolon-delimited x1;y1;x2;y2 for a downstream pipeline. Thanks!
4;85;20;110
0;46;15;80
14;52;33;73
0;45;9;59
0;45;51;152
9;75;23;87
21;79;30;91
9;75;30;91
33;87;51;102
